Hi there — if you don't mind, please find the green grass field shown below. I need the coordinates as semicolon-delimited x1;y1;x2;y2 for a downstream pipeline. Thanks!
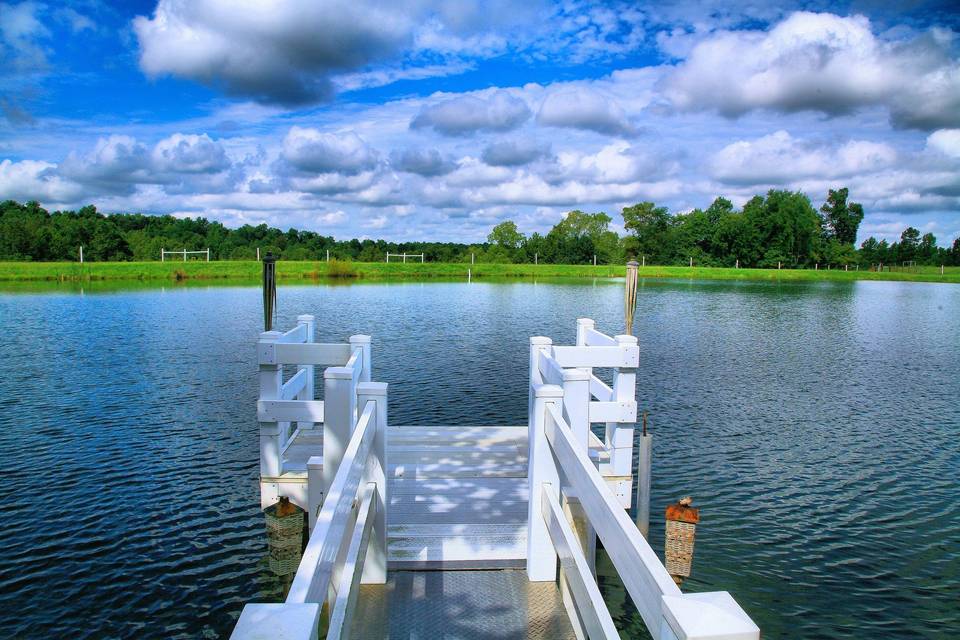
1;260;957;284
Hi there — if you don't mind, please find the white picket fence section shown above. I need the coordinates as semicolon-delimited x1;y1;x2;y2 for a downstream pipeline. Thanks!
235;321;386;640
527;319;760;640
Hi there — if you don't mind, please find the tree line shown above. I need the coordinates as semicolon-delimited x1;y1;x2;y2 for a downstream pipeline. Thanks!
2;191;958;267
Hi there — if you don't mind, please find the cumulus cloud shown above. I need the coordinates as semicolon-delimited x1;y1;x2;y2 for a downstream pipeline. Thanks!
481;138;551;166
282;128;379;174
390;148;456;176
536;88;636;136
152;133;229;173
60;135;151;193
546;142;664;185
410;90;531;135
709;130;898;185
927;129;960;158
663;11;960;130
0;159;83;202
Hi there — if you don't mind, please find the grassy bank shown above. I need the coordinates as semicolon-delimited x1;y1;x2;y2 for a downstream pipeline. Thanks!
1;260;958;284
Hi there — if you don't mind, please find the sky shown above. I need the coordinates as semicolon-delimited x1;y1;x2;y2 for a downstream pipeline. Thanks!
0;1;958;245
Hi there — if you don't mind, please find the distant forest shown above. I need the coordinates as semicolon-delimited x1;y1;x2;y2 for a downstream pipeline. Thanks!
2;189;958;267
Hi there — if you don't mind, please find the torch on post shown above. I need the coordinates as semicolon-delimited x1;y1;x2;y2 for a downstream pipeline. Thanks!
665;496;700;586
263;251;276;332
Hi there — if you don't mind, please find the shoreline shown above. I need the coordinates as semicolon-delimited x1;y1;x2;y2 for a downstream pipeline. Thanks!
0;260;957;284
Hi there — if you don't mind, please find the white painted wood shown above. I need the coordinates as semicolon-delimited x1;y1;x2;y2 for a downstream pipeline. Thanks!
230;603;320;640
327;483;376;640
350;335;372;383
323;361;358;497
259;342;352;366
552;344;639;368
287;402;375;604
357;382;387;584
576;318;595;347
589;375;613;402
259;331;283;477
660;592;760;640
258;400;325;423
537;350;568;386
307;456;323;531
605;334;638;479
277;323;308;344
527;354;562;585
584;327;617;348
296;315;316;429
589;400;637;423
542;485;620;640
280;369;309;401
545;402;680;638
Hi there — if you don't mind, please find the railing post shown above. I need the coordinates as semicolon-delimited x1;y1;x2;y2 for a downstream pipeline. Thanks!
350;334;372;383
528;336;561;581
323;364;357;502
358;382;388;584
307;455;323;531
605;334;638;506
259;330;283;478
297;315;316;429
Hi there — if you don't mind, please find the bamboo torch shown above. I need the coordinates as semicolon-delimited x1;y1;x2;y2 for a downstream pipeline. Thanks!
625;260;639;335
263;252;276;331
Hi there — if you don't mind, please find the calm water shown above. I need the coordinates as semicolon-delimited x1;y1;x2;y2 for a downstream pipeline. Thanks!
0;279;958;639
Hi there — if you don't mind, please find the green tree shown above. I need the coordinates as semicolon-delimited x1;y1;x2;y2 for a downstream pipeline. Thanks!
487;220;524;251
622;202;671;262
898;227;921;263
820;188;864;245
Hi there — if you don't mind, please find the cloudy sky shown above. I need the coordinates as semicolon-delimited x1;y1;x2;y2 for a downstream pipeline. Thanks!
1;1;958;244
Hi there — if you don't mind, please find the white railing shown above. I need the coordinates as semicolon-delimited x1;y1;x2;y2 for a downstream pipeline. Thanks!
236;321;387;640
256;315;371;486
528;319;760;640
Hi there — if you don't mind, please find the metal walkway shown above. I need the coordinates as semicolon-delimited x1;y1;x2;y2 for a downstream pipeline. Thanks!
350;570;576;640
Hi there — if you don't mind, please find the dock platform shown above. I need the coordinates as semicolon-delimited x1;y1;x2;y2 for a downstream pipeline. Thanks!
234;317;761;640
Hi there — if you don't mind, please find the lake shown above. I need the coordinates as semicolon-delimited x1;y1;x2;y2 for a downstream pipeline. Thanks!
0;278;957;639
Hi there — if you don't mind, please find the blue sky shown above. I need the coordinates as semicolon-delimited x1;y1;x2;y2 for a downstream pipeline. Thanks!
1;1;958;245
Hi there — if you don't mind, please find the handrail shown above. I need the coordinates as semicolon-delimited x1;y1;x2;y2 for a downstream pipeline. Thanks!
327;482;377;640
545;402;680;634
529;319;759;640
287;401;376;604
280;368;309;400
541;484;620;639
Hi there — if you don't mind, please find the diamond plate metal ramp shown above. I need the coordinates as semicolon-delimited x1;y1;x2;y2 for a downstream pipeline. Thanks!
350;570;577;639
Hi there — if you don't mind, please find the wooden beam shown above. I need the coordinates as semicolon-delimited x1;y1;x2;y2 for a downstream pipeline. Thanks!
259;342;352;366
258;399;325;423
551;345;639;369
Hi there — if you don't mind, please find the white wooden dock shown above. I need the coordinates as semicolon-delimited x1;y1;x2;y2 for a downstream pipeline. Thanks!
234;317;760;640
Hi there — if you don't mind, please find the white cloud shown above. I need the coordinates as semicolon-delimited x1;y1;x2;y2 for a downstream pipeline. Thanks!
410;90;531;135
548;142;664;184
0;159;83;202
663;11;960;130
0;0;49;71
281;128;379;174
482;138;551;166
537;88;636;136
152;133;229;173
927;129;960;158
390;148;456;176
60;135;151;193
709;130;897;185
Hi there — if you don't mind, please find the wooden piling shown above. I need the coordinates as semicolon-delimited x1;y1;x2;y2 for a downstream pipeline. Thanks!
635;412;651;539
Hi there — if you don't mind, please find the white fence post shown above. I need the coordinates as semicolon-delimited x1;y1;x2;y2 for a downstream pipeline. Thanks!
259;331;283;478
323;361;357;500
528;336;561;581
605;334;638;504
357;382;388;584
350;335;372;383
297;315;316;429
231;603;321;640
